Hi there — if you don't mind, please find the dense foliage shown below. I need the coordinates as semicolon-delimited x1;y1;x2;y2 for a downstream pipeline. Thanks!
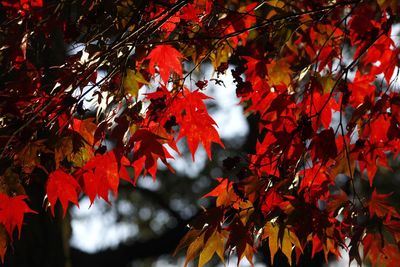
1;0;400;266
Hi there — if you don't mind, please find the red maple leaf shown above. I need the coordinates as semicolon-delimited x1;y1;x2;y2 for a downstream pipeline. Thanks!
160;12;180;36
348;71;375;107
299;164;333;204
174;89;224;160
130;129;174;183
146;45;185;83
261;188;283;215
357;145;390;186
0;193;36;239
180;4;201;23
365;114;391;144
304;90;339;130
369;189;400;220
1;0;42;10
119;156;133;184
46;170;80;216
21;0;43;7
222;2;257;47
362;233;400;267
82;151;120;203
242;56;269;93
202;178;228;198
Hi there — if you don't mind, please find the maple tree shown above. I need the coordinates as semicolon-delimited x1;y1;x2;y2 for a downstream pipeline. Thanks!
1;0;400;266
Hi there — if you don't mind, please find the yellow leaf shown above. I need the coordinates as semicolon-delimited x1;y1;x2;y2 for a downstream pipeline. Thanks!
266;9;278;19
210;42;233;70
263;222;279;264
70;143;94;167
238;200;254;225
319;75;335;95
267;0;285;8
285;34;299;55
287;229;302;253
198;230;225;267
174;229;202;256
55;137;73;168
72;118;97;146
267;59;292;86
242;243;255;266
331;153;355;179
215;231;226;263
216;190;229;207
123;69;149;97
0;169;25;195
185;232;205;267
281;229;301;266
185;45;207;68
263;223;302;265
281;230;293;265
377;0;398;13
323;237;335;261
129;123;138;136
15;140;47;174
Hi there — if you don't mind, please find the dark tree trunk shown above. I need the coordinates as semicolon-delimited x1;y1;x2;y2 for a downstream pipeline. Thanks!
2;3;70;265
1;184;68;267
